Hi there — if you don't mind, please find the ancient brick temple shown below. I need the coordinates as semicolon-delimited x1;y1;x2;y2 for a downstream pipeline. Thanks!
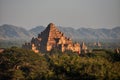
22;23;81;53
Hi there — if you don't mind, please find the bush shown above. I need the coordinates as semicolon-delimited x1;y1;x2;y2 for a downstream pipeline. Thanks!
0;48;120;80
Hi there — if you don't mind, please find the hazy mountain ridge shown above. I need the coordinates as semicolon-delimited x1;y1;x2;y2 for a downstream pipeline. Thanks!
0;24;120;41
29;26;45;37
0;24;32;40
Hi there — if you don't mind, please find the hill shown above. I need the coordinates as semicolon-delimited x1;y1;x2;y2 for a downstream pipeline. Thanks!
30;26;120;41
0;24;32;40
29;26;45;37
0;24;120;42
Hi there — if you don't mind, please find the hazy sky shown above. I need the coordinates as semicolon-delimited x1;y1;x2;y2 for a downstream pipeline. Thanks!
0;0;120;29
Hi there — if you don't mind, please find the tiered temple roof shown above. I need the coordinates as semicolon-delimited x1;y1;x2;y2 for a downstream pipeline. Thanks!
22;23;81;53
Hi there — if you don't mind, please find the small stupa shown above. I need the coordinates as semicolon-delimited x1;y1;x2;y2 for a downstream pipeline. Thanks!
81;42;88;53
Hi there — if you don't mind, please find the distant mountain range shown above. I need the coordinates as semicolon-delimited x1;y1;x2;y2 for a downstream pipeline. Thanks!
0;24;120;42
0;24;32;40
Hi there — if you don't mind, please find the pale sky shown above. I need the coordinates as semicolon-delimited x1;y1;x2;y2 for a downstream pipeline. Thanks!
0;0;120;29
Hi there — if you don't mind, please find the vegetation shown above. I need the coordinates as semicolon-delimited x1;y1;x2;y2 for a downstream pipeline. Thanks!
0;40;28;48
0;47;120;80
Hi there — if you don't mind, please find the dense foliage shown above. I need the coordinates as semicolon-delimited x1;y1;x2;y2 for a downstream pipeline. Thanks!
0;47;120;80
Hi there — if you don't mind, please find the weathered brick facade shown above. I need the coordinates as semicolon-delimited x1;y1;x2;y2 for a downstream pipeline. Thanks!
22;23;86;54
